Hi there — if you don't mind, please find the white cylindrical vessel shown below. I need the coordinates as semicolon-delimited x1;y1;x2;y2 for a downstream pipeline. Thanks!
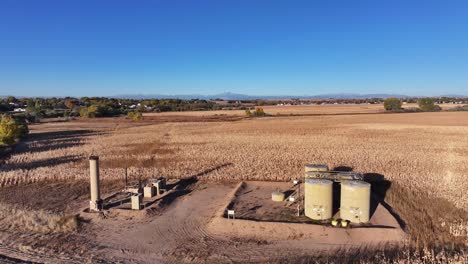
89;156;100;211
340;180;371;223
304;179;333;220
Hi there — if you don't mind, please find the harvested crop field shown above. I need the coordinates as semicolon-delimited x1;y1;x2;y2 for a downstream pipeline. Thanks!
144;103;461;117
0;109;467;262
5;112;467;208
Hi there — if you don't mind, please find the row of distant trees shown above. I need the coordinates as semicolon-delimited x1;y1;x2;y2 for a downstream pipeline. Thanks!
383;97;468;112
1;96;467;121
0;97;224;121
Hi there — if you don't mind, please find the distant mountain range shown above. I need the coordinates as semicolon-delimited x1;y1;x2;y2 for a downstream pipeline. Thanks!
2;92;467;100
113;92;467;100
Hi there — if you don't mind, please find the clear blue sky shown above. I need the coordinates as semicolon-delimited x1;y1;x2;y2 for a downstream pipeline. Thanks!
1;0;467;97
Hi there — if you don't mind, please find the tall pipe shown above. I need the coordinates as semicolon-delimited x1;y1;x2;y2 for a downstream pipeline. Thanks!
89;156;101;211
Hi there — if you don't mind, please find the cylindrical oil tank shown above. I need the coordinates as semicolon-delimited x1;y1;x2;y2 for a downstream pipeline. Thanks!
340;180;371;223
304;179;333;220
304;164;329;173
271;191;285;202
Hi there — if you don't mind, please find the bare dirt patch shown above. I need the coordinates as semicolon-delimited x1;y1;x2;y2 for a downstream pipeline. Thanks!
86;181;403;263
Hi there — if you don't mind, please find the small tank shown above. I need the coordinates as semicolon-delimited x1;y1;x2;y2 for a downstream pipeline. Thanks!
340;180;371;223
304;164;329;173
304;179;333;220
271;191;285;202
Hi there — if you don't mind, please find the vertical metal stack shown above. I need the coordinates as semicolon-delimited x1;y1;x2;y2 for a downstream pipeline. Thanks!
89;156;102;211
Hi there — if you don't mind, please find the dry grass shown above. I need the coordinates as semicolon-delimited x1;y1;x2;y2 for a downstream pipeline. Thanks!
0;203;78;233
276;246;467;264
1;110;467;248
3;112;468;206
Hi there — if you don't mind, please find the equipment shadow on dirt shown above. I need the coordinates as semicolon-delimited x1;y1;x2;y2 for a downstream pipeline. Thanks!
331;166;404;228
149;163;234;209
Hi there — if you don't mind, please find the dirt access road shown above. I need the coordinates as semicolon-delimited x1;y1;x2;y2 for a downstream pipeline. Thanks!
88;181;403;263
91;182;290;263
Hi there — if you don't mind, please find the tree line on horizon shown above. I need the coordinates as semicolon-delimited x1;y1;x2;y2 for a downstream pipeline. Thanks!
0;96;467;122
384;97;468;112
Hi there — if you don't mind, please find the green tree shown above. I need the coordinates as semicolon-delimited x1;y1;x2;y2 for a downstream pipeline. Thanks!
137;104;147;113
383;98;402;111
254;107;266;116
418;98;442;112
80;105;101;118
26;106;42;123
26;99;35;108
65;100;75;109
6;96;17;104
127;111;142;121
0;115;28;145
79;108;89;118
16;117;29;139
87;105;100;117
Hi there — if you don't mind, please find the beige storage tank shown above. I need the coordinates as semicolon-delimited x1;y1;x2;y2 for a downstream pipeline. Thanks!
304;179;333;220
271;191;285;202
305;164;329;173
340;180;371;223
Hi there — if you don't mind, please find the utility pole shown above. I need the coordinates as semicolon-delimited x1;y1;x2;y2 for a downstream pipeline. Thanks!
125;167;128;189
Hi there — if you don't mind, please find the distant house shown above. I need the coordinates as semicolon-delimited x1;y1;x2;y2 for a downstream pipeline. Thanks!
13;108;26;112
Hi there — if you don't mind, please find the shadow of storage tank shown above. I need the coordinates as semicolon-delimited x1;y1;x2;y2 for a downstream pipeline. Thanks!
304;179;333;220
340;180;371;223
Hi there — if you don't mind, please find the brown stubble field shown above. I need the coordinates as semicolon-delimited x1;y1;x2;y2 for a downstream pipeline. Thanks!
0;107;467;261
144;103;461;117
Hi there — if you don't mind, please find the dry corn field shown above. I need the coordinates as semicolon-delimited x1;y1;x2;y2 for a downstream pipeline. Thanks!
1;110;468;254
3;112;468;208
144;103;461;117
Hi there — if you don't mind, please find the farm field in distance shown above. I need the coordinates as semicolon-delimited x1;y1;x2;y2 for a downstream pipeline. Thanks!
145;103;461;117
0;104;467;263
